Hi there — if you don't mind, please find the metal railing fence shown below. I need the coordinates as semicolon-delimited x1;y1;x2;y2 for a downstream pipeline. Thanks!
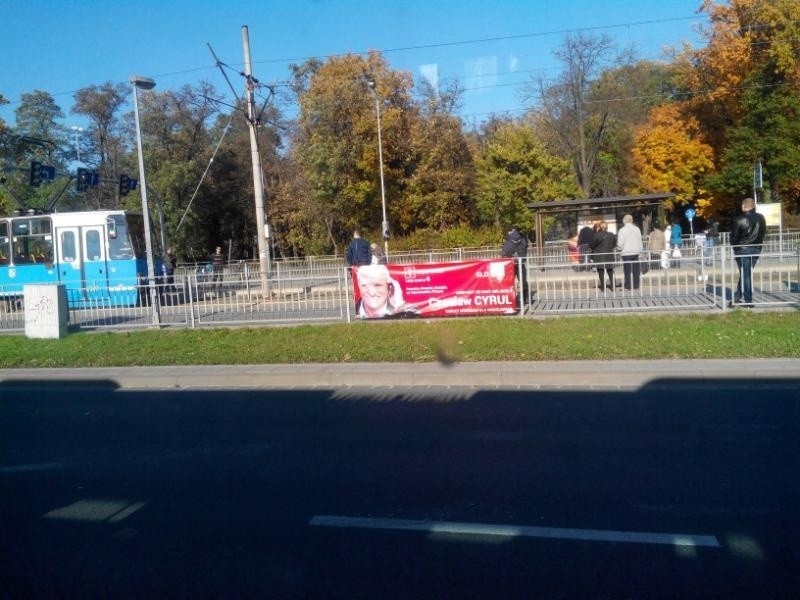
2;236;798;332
528;243;799;315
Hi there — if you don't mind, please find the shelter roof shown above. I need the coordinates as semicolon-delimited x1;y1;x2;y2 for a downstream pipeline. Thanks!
526;193;675;213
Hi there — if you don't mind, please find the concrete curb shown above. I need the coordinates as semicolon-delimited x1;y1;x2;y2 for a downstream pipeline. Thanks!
1;359;799;390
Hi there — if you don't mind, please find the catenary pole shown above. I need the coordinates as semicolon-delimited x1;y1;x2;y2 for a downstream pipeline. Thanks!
242;25;271;297
130;75;161;326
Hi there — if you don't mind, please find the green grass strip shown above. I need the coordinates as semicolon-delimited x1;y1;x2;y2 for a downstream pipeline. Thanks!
2;312;799;368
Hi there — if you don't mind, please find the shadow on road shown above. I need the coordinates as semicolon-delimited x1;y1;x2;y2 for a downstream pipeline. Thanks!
1;378;798;599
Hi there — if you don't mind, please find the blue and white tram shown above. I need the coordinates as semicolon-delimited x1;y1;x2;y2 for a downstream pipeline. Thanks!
0;210;161;308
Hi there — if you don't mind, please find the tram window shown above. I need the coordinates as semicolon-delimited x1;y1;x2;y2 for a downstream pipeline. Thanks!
86;230;102;261
0;223;9;265
11;217;53;265
12;221;29;236
31;219;51;235
61;230;77;262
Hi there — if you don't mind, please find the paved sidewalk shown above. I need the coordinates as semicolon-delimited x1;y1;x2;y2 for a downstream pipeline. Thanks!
1;359;799;390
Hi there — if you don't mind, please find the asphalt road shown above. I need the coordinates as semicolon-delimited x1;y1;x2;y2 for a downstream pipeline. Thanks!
1;378;798;599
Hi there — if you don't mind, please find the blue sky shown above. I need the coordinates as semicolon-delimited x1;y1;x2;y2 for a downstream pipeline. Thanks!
0;0;707;128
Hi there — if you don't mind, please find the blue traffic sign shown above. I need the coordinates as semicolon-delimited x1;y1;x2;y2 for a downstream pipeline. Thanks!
684;208;696;220
41;165;56;181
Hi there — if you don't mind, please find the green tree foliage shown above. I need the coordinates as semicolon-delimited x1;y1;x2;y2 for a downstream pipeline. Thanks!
401;80;477;232
5;91;66;211
0;93;7;126
709;83;800;214
475;121;579;231
72;83;127;166
71;82;128;209
15;91;65;141
135;83;220;259
6;8;800;251
588;60;679;197
679;0;800;214
134;82;284;263
293;52;415;254
0;94;10;214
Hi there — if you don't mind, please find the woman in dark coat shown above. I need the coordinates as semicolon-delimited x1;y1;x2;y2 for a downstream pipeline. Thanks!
577;225;595;270
590;221;617;291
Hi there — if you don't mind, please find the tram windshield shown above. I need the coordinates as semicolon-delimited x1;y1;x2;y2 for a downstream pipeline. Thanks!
108;214;136;260
121;212;161;259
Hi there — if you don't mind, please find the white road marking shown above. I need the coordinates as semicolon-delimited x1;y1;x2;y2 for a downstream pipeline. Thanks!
0;462;70;474
309;515;720;548
44;499;147;523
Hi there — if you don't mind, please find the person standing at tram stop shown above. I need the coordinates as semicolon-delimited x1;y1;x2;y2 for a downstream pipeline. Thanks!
647;223;666;270
501;226;530;304
211;245;224;293
346;229;372;274
616;214;644;290
590;220;617;292
729;197;766;308
162;247;177;288
577;224;595;271
703;217;719;266
370;242;387;265
669;217;683;267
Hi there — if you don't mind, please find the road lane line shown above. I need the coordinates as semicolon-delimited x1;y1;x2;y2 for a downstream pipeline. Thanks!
0;462;70;474
310;515;720;548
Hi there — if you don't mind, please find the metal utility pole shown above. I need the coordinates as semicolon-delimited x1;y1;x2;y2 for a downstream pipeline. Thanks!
367;78;389;260
753;160;763;205
130;74;161;326
70;126;85;163
242;25;270;298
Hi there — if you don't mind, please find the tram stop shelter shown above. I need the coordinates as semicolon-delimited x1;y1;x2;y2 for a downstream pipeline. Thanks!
526;192;675;255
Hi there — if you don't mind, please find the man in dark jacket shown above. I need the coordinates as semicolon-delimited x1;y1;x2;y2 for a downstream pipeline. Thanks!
501;226;530;302
346;229;372;269
729;197;766;307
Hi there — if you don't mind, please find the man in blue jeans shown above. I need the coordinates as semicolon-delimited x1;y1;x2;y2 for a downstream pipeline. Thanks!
729;197;766;308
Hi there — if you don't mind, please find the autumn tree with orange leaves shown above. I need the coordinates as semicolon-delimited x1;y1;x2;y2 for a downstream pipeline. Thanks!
630;103;715;216
675;0;800;218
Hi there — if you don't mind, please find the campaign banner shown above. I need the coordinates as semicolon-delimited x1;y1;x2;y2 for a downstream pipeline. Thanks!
352;259;518;319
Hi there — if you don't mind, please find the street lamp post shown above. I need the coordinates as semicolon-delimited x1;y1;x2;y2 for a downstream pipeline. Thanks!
367;77;389;259
70;126;84;163
130;74;160;325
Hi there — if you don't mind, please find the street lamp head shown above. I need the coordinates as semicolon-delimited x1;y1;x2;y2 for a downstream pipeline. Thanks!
366;76;376;90
130;75;156;90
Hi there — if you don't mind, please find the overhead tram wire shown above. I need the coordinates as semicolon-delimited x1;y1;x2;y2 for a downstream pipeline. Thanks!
175;42;272;236
4;14;786;113
174;113;234;235
171;45;245;236
249;14;703;68
208;43;242;104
